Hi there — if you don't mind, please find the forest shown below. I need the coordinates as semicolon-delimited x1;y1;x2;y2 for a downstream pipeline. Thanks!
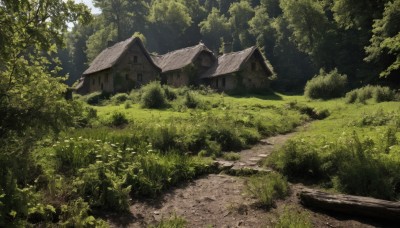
0;0;399;227
62;0;400;91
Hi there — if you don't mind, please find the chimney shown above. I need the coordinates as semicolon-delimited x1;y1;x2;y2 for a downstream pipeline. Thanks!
223;42;233;54
107;40;116;47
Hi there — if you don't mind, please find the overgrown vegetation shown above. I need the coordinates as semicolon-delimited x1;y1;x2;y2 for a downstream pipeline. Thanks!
345;85;398;104
304;69;347;100
246;173;289;208
274;206;312;228
268;102;400;200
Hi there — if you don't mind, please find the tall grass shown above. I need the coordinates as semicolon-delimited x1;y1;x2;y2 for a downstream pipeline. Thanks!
246;173;289;208
345;85;397;103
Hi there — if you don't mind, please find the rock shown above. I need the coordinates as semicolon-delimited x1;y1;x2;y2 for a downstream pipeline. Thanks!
248;157;261;162
237;220;244;226
257;154;268;158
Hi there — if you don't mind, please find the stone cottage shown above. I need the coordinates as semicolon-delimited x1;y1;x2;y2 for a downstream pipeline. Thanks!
76;37;160;94
76;37;273;94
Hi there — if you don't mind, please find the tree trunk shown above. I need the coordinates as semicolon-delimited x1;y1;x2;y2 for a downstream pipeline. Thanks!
299;188;400;221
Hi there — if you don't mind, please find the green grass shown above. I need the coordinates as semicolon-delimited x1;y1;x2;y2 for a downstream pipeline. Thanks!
246;173;289;208
267;98;400;199
222;152;241;161
274;206;312;228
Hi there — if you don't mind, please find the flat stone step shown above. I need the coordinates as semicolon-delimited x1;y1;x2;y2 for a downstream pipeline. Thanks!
249;157;262;162
257;154;268;158
246;162;258;166
228;166;272;176
214;161;234;170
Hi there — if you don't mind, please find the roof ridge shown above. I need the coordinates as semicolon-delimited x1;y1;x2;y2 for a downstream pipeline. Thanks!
218;46;256;57
160;43;205;56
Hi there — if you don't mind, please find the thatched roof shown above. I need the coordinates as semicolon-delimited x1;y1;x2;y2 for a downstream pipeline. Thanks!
151;43;213;73
83;37;160;75
201;46;272;78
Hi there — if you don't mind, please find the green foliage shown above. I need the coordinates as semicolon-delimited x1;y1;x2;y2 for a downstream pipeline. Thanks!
304;69;348;100
365;0;400;78
222;152;240;161
109;112;129;127
58;198;108;227
345;85;396;104
246;173;289;208
84;91;111;105
270;130;400;200
141;82;168;109
275;206;312;228
149;214;187;228
111;93;129;105
163;85;178;101
184;92;200;109
199;8;231;51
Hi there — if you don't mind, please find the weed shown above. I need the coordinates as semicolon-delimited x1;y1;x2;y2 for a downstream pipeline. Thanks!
274;205;312;228
149;214;187;228
109;112;129;127
246;173;289;208
222;152;240;161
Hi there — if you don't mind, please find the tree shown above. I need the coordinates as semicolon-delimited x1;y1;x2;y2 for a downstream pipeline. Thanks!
199;8;231;51
365;0;400;78
0;0;91;224
228;0;255;50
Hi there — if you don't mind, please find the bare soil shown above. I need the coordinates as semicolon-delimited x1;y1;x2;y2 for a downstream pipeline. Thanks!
107;127;394;227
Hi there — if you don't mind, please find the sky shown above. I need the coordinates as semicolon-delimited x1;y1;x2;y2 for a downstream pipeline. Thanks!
75;0;101;14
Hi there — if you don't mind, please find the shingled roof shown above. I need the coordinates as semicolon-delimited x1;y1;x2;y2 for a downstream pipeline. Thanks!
83;37;160;75
201;46;272;78
151;43;213;73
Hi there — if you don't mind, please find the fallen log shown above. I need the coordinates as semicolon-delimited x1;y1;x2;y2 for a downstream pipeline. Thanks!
298;188;400;221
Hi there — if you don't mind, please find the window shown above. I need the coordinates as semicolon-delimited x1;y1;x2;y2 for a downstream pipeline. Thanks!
105;74;109;83
251;62;257;71
133;56;138;63
137;73;143;82
222;77;226;87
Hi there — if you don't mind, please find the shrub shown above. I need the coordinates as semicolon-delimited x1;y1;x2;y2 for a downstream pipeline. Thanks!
124;101;132;109
109;112;128;127
184;92;200;109
275;206;312;228
374;86;395;102
304;68;347;100
163;85;177;101
84;91;110;105
140;82;168;109
246;173;289;208
345;85;396;104
111;93;129;105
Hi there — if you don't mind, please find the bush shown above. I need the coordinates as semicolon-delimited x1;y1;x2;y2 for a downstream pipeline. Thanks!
140;82;168;109
184;92;200;109
163;85;177;101
124;101;132;109
304;68;347;100
374;86;395;102
111;93;129;105
109;112;128;127
345;85;396;104
246;173;289;208
84;92;110;105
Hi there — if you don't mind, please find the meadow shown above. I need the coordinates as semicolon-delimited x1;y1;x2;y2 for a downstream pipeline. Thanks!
3;82;399;227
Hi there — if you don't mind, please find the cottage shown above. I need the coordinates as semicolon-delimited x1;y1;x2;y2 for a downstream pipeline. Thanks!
201;46;272;91
76;37;273;94
151;43;215;87
76;37;160;94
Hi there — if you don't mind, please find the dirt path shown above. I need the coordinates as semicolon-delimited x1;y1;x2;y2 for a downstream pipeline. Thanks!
107;127;386;228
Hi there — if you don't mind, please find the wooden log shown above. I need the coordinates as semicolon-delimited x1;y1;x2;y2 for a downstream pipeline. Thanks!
298;188;400;221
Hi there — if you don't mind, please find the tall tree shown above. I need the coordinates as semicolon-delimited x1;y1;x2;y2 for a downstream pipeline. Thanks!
228;0;255;50
199;8;231;51
365;0;400;78
0;0;91;224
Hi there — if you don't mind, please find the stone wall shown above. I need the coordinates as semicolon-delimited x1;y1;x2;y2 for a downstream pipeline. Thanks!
113;42;160;92
87;70;114;93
